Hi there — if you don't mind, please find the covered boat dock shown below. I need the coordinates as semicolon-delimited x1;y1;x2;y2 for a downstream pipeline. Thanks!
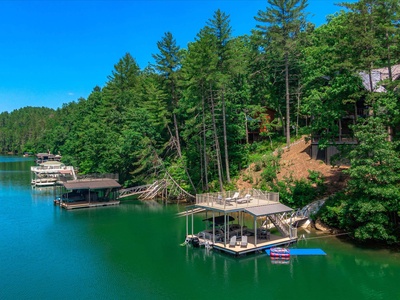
184;190;298;256
55;178;121;210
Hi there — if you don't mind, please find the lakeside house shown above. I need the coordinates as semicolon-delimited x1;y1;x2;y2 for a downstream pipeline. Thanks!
310;64;400;164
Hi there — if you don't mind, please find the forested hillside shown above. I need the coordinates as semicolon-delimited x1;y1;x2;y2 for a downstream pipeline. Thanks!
1;0;399;244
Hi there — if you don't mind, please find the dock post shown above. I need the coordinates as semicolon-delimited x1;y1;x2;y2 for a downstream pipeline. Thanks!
186;207;188;238
191;210;194;237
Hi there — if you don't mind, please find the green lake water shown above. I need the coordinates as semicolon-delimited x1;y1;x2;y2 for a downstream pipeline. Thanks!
1;156;399;299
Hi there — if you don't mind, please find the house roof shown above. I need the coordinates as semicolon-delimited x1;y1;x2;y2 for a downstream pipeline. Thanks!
360;64;400;92
245;203;293;217
63;179;121;190
373;64;400;81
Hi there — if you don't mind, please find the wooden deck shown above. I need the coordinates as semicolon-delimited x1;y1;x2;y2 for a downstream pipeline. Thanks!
194;191;281;213
57;200;120;210
188;234;297;256
196;198;279;212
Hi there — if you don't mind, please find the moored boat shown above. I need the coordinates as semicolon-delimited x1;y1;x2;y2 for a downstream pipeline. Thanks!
31;177;59;187
31;161;77;187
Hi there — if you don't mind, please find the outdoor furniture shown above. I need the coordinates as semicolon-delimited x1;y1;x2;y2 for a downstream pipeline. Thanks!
229;236;237;247
241;235;248;247
236;194;252;204
226;192;240;202
257;228;271;240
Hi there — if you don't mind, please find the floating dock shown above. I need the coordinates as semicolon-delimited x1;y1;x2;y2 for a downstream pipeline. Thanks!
183;189;299;256
58;200;120;210
182;191;329;257
266;248;326;256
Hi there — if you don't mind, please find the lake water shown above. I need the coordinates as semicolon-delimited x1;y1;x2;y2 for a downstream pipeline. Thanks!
1;155;399;300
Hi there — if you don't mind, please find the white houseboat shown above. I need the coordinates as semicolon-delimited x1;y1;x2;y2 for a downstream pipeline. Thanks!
31;161;77;187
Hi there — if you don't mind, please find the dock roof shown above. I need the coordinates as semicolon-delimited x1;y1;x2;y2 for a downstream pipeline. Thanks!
245;203;293;217
63;179;121;190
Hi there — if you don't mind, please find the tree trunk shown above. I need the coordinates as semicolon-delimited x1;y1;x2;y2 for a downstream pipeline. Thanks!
168;118;197;193
199;138;204;191
221;90;231;183
386;30;393;81
278;107;285;137
244;112;249;144
296;87;301;137
210;87;224;192
385;29;393;142
173;113;181;157
285;52;290;147
202;94;209;191
368;70;374;92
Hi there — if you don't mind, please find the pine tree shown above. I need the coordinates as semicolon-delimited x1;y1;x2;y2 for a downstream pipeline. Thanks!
207;9;233;183
152;32;182;155
255;0;308;146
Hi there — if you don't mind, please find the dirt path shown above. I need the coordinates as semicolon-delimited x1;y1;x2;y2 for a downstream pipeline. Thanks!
237;138;348;193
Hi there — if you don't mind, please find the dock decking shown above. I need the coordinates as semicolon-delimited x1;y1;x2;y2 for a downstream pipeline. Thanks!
57;200;120;210
188;234;296;256
194;191;280;212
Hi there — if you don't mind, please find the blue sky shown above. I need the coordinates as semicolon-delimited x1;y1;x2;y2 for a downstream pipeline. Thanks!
0;0;355;113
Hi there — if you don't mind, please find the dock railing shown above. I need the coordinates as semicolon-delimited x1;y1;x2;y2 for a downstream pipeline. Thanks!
252;189;279;203
195;190;281;207
76;173;119;181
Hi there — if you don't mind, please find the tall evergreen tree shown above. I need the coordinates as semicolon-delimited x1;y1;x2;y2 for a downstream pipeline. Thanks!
180;27;221;191
152;32;196;192
207;9;233;183
255;0;308;146
152;32;182;155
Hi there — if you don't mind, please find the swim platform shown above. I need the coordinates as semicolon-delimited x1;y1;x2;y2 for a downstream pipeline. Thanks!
266;248;326;256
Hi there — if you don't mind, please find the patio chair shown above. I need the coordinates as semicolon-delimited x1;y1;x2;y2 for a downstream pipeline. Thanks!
241;235;248;247
236;194;252;204
226;192;240;202
229;236;237;247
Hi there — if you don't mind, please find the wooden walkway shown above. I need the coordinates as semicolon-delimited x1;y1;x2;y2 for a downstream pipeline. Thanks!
118;177;195;201
118;184;151;198
176;207;206;217
116;180;168;200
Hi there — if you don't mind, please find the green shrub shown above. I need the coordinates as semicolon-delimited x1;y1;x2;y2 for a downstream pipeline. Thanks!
317;193;347;229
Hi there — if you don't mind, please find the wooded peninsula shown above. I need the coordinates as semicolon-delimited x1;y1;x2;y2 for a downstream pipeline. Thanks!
1;0;399;245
